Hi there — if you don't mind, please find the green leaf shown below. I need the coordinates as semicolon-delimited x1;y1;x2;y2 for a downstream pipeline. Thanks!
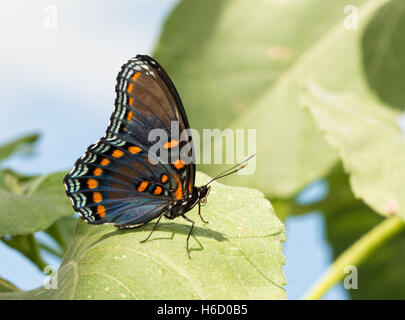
302;82;405;220
1;217;76;271
0;133;39;162
326;212;405;300
154;0;386;197
0;278;20;293
0;170;73;237
322;166;405;299
0;173;286;300
362;0;405;111
44;216;77;253
290;165;405;299
1;234;46;271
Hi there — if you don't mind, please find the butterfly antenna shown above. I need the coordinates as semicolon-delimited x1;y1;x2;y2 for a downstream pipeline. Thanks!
206;154;255;185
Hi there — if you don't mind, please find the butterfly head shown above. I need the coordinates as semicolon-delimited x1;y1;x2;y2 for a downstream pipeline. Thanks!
197;185;210;206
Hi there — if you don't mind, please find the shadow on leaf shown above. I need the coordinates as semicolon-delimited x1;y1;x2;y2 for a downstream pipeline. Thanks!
86;222;227;254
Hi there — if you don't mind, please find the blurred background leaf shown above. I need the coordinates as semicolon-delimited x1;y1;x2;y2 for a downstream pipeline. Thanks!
154;0;390;199
155;0;366;130
0;277;20;293
0;133;39;163
0;216;76;271
302;82;405;220
0;134;73;237
327;211;405;299
277;164;405;299
43;216;77;254
323;166;405;299
0;135;75;273
362;0;405;111
0;170;72;237
293;0;405;298
1;234;46;271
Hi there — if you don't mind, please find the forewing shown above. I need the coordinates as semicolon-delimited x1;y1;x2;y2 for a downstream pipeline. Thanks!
109;55;196;197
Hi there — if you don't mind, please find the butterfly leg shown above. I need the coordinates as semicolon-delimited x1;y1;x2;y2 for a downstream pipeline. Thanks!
182;215;195;259
198;201;209;224
140;214;163;244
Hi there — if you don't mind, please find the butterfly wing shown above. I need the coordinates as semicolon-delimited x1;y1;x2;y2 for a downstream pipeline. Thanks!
64;55;195;227
110;54;196;196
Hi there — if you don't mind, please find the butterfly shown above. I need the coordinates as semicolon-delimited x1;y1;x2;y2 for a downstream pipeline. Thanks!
63;55;252;258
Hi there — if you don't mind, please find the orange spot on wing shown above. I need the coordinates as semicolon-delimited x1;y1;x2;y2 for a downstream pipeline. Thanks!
127;83;134;93
188;182;192;193
154;186;162;195
128;146;141;154
137;181;148;192
173;159;185;170
87;179;98;189
93;192;102;203
112;149;124;158
164;140;179;149
100;158;110;166
173;175;183;200
129;98;134;107
97;205;106;218
127;111;133;121
161;174;168;183
131;72;140;81
94;168;103;176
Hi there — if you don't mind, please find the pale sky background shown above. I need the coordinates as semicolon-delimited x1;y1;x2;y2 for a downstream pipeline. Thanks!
0;0;347;299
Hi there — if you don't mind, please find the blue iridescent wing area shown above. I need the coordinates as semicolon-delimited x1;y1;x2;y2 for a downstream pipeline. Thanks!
64;55;195;227
64;137;172;226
